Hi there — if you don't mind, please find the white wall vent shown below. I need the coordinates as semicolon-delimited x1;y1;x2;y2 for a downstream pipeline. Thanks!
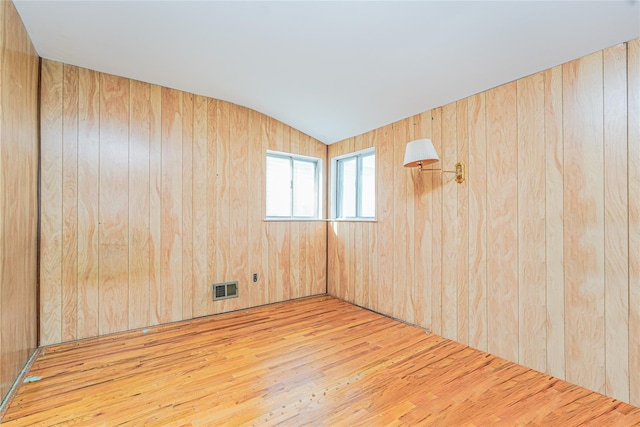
212;281;238;301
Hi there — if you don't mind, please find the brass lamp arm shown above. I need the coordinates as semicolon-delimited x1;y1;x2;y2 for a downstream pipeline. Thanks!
418;162;465;184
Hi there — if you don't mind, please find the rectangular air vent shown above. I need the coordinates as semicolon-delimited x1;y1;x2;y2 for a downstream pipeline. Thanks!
212;281;238;301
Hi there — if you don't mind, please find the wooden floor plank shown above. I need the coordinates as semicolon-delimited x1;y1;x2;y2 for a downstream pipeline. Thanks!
3;296;639;426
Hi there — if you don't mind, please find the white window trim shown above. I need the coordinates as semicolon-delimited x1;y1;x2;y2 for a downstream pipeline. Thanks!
330;147;376;220
266;150;323;220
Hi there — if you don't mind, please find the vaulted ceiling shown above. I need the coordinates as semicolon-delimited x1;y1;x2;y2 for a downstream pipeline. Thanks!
14;1;640;144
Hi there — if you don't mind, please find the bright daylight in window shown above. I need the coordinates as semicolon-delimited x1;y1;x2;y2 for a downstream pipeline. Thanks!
332;148;375;219
266;151;322;219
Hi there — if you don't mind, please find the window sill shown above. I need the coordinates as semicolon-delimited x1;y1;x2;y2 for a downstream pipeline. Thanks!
263;218;378;223
264;218;327;222
328;218;377;223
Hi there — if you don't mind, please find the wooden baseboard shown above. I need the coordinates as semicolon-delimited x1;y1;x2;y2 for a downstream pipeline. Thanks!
0;347;41;421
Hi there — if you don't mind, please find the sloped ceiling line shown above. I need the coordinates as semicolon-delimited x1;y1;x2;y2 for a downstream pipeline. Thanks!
14;0;640;144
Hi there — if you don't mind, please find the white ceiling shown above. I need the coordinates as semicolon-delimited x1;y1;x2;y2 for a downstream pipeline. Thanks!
14;1;640;144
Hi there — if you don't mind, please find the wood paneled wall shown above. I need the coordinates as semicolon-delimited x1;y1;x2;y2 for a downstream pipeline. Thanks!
328;39;640;406
40;60;327;346
0;1;39;403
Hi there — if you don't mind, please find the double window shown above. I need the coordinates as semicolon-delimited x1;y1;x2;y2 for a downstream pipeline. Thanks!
265;147;375;221
331;148;375;219
266;151;322;219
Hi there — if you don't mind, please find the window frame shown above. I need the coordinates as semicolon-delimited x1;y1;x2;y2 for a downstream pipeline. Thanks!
330;147;376;220
265;150;323;220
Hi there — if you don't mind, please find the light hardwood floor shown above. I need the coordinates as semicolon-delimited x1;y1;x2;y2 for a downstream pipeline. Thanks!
3;296;639;426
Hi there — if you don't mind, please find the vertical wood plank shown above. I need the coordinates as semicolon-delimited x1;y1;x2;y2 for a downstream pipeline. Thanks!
544;65;565;379
302;210;311;295
357;219;366;306
1;1;7;398
412;112;432;329
486;82;519;363
430;108;443;335
329;141;346;301
229;105;249;310
628;37;640;408
316;137;328;297
354;135;365;306
337;222;347;302
367;218;378;308
403;120;415;324
77;67;100;339
279;123;291;301
312;135;328;296
393;121;408;321
299;134;311;297
468;93;488;351
206;98;217;312
260;114;271;303
455;99;469;345
192;95;208;317
343;137;354;304
327;147;339;298
377;124;394;317
517;72;546;372
128;80;151;330
603;43;629;402
353;221;363;305
289;129;302;299
148;85;162;326
61;64;79;342
215;100;231;299
304;134;317;278
331;140;348;302
563;51;605;394
318;138;328;296
160;88;183;323
407;120;418;323
98;73;129;335
265;118;279;303
367;130;379;312
348;137;357;304
248;109;265;307
360;133;371;306
182;92;193;319
306;206;315;297
40;60;63;346
441;102;457;341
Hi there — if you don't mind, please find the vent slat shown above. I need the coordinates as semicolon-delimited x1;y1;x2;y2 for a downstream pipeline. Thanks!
212;281;239;301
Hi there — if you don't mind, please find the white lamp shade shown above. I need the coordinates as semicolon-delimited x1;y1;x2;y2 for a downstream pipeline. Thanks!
403;138;440;167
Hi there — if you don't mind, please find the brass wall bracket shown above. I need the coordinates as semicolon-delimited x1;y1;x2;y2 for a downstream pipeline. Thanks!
419;162;465;184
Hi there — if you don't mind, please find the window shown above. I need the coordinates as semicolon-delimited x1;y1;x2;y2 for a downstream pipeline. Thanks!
266;150;322;219
331;148;375;219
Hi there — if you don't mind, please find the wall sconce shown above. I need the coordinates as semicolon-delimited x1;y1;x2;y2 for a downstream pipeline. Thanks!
403;138;465;184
